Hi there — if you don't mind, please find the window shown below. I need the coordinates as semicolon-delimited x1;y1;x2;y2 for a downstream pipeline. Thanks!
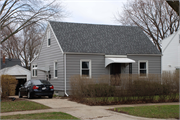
54;62;57;78
32;65;37;77
47;30;51;46
138;60;148;77
80;60;91;78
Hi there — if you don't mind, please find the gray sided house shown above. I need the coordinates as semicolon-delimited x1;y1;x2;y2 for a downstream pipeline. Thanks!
31;21;161;96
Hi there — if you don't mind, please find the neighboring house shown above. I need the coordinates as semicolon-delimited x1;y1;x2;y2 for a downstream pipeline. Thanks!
1;57;21;69
0;56;31;95
31;21;161;96
0;65;31;80
0;65;31;95
162;29;180;72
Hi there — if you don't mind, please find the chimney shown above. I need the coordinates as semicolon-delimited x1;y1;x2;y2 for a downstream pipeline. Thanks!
3;55;5;64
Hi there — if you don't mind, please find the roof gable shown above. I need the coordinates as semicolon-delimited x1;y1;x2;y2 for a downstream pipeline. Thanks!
49;21;161;55
162;29;180;53
0;65;30;75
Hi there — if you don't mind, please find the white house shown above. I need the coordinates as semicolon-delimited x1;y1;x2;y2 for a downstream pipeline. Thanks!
162;29;180;72
0;65;31;80
0;65;31;95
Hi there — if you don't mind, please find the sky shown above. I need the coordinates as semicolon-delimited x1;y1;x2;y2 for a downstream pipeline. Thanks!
61;0;128;25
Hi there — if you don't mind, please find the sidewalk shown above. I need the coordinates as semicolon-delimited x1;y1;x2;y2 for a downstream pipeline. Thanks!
1;96;179;120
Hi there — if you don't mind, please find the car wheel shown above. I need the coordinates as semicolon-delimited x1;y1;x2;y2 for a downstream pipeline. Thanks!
27;91;32;99
48;95;53;98
19;91;22;98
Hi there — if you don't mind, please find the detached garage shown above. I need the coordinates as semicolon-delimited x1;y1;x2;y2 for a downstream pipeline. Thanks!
0;65;31;95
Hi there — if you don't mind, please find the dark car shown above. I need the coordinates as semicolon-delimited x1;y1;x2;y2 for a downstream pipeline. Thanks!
19;79;54;99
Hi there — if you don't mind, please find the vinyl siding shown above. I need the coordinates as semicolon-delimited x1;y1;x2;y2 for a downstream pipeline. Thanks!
66;54;109;90
127;55;161;74
31;24;64;90
162;30;180;72
65;54;161;91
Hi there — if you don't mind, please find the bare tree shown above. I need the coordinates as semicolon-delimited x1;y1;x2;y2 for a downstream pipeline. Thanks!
19;24;42;69
1;0;66;69
1;26;20;59
1;24;42;69
0;0;65;44
116;0;179;52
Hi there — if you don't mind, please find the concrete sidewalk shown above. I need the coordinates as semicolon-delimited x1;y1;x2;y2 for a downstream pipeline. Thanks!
1;96;179;120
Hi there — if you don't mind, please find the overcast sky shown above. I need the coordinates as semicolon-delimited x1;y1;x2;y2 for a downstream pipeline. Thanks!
61;0;127;25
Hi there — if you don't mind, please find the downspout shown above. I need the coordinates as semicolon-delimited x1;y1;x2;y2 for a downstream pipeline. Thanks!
64;53;69;96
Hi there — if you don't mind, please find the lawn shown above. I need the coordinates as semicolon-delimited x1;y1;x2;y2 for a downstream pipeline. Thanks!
1;100;50;112
113;105;179;119
1;112;79;119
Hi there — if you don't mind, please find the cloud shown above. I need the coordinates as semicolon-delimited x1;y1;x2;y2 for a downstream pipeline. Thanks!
61;0;127;25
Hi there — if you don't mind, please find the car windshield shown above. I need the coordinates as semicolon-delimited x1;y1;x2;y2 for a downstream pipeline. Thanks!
40;80;51;85
31;80;51;85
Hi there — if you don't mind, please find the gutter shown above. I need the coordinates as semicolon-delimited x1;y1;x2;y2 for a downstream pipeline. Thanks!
127;54;162;56
65;52;105;55
64;53;69;97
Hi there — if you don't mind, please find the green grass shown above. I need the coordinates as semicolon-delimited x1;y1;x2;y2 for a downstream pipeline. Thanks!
1;112;79;119
114;105;179;119
1;101;50;112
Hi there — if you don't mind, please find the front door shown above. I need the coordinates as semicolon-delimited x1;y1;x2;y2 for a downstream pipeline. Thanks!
110;63;121;75
110;63;121;86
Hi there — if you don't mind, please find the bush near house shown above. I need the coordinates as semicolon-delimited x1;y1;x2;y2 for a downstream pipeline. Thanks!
1;75;17;98
70;71;179;105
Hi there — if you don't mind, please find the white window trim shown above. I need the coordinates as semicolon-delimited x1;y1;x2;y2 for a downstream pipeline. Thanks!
54;61;58;79
80;60;92;78
138;60;148;77
32;64;37;77
47;29;51;47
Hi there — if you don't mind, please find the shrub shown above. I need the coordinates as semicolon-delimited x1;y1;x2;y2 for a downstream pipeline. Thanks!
70;72;179;105
87;84;116;97
70;75;116;98
1;75;17;98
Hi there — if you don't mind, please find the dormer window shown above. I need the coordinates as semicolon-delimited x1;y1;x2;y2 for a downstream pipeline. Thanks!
47;30;51;46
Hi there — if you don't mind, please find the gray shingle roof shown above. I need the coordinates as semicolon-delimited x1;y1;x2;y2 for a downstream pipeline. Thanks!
1;58;22;69
49;21;161;55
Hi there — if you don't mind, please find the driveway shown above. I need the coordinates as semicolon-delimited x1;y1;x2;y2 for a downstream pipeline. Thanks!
1;96;178;120
28;98;177;120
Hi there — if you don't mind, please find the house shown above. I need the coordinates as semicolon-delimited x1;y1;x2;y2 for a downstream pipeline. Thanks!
1;56;21;69
0;56;31;95
31;21;161;96
162;29;180;72
0;65;31;95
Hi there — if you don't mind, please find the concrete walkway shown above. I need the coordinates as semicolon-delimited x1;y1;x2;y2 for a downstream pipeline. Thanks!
1;96;179;120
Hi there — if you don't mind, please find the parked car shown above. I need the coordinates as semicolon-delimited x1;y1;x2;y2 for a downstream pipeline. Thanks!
19;79;54;99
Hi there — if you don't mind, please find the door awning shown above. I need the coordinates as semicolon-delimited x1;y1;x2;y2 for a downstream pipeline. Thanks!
37;66;49;72
105;58;135;67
